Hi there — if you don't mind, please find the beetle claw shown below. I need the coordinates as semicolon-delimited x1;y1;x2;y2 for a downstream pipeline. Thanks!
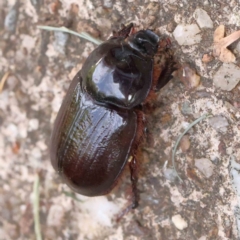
111;22;134;38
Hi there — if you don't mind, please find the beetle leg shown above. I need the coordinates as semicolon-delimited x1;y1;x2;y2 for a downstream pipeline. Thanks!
152;38;175;91
116;111;144;222
129;110;146;209
129;157;139;209
155;59;176;90
116;157;139;222
111;23;134;39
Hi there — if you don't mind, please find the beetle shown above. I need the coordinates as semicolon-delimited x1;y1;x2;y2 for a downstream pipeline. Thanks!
50;23;173;216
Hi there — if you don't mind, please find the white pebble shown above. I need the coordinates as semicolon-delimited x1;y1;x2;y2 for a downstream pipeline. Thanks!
213;63;240;91
28;118;39;131
198;236;207;240
18;123;27;138
79;196;120;227
209;116;229;130
47;205;65;227
52;94;63;113
4;123;18;142
230;156;240;196
21;34;36;50
193;8;213;28
173;24;202;45
172;214;188;230
230;156;240;233
195;158;215;178
163;161;178;181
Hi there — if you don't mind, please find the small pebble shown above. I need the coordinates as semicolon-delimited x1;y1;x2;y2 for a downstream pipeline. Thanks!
163;168;178;181
198;236;207;240
53;31;69;54
202;54;213;63
211;157;220;165
213;63;240;91
180;135;190;152
229;179;240;233
4;3;18;32
102;0;113;8
6;75;19;91
50;0;61;13
172;214;188;230
47;205;65;227
230;155;240;196
209;116;229;131
193;8;213;28
195;158;215;178
21;35;36;50
146;2;160;15
28;119;39;131
181;101;193;115
166;22;176;33
163;161;178;181
30;0;42;11
173;64;200;89
4;124;18;142
173;24;202;45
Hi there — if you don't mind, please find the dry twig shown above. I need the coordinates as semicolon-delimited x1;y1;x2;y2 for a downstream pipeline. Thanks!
0;72;10;93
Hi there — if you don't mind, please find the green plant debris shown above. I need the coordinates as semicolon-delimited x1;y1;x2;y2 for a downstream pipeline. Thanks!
172;113;211;182
37;25;103;45
33;174;42;240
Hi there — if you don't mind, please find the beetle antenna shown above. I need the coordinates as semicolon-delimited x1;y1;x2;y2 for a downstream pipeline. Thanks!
111;23;134;39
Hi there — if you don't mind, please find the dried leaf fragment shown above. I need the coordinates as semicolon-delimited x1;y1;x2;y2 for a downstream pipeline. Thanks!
213;25;240;63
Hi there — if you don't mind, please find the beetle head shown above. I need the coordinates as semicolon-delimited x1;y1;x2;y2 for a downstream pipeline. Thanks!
128;30;160;56
81;30;160;109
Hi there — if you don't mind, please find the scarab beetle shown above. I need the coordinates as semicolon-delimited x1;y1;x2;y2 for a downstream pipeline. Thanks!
50;23;172;215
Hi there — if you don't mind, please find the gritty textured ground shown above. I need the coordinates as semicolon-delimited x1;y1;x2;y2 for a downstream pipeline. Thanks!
1;0;240;240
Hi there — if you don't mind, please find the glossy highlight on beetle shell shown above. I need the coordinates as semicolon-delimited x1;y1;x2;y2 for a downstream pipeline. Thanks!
50;24;170;201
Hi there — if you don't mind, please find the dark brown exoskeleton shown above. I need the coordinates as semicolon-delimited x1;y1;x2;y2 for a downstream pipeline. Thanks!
50;23;173;218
